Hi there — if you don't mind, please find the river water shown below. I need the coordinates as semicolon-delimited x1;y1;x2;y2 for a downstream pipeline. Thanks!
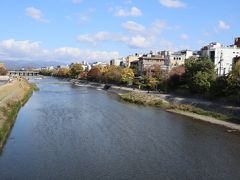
0;78;240;180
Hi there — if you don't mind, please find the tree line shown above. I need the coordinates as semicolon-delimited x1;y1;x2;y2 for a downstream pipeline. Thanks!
39;57;240;101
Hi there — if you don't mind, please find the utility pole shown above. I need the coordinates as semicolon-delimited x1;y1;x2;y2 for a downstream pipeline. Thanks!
219;52;223;76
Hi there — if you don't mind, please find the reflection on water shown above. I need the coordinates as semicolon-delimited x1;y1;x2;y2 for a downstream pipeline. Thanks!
0;78;240;180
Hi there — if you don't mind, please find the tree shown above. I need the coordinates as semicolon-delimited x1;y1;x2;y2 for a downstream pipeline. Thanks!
79;71;87;79
146;77;158;91
225;62;240;100
210;76;228;97
185;57;216;94
103;65;121;83
120;68;134;85
168;65;185;89
87;67;102;81
0;65;8;75
69;63;83;78
191;71;212;93
57;68;69;77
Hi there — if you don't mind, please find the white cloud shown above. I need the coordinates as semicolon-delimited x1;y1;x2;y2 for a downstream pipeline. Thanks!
180;33;189;40
122;21;145;32
77;32;149;49
0;39;120;62
25;7;50;23
159;0;186;8
218;20;230;30
72;0;83;4
114;6;142;17
128;36;148;48
77;32;128;45
124;0;133;4
77;19;171;49
77;8;96;23
151;20;167;33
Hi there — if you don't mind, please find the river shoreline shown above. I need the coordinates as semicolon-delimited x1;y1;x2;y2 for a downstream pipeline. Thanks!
74;80;240;132
0;78;37;151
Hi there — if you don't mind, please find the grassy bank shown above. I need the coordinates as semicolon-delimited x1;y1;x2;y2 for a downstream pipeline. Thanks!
119;92;239;125
119;92;170;108
0;81;37;151
168;104;239;123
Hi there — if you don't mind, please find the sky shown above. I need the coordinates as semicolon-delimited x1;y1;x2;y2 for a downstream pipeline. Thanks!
0;0;239;63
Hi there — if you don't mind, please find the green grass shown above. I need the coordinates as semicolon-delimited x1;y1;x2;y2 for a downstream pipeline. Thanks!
119;92;170;109
0;101;21;151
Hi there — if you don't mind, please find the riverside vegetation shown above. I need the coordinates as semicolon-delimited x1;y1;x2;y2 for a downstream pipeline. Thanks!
40;57;240;124
0;78;38;151
119;92;239;124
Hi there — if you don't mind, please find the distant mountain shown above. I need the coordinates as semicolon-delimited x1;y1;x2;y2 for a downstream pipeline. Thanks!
1;60;67;70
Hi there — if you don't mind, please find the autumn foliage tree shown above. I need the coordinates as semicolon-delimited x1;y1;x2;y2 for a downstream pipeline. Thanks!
87;67;102;81
168;65;185;89
120;68;134;85
69;63;84;78
103;66;122;83
0;64;8;75
57;68;69;77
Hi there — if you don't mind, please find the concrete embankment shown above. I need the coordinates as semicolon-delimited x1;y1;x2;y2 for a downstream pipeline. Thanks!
0;78;37;150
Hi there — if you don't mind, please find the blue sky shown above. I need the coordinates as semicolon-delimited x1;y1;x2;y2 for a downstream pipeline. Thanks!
0;0;239;63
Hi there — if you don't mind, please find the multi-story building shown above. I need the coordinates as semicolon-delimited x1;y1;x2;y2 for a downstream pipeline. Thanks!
200;38;240;76
164;50;193;71
110;58;126;67
92;61;108;67
138;51;165;75
125;54;140;67
81;61;91;71
235;37;240;48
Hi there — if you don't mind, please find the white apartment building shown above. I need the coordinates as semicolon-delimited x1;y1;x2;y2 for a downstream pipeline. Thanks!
200;41;240;76
92;61;109;67
110;58;126;67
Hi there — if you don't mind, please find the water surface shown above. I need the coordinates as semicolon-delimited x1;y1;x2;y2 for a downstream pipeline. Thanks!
0;78;240;180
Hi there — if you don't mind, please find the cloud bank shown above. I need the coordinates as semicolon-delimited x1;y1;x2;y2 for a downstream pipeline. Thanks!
0;39;120;62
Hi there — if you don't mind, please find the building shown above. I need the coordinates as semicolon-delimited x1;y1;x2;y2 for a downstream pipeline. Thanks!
92;61;109;67
235;37;240;48
41;66;54;70
138;51;165;75
125;54;140;67
110;58;126;67
200;40;240;76
164;50;193;71
57;65;69;69
81;61;91;71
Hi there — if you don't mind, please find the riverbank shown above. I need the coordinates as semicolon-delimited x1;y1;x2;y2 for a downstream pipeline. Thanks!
0;78;37;151
118;92;240;131
73;81;240;131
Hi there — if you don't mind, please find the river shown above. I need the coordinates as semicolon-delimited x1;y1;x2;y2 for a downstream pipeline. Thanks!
0;78;240;180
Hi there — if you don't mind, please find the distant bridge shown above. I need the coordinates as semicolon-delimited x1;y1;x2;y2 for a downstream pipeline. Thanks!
8;70;40;76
